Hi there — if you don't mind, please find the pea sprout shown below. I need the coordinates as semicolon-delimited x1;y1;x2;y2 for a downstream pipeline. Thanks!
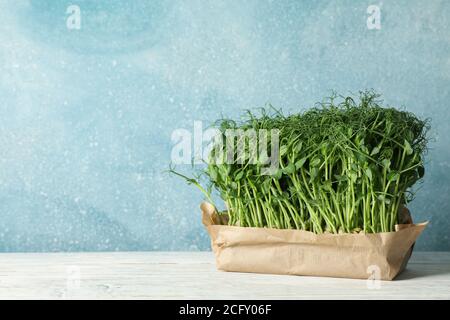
172;91;430;233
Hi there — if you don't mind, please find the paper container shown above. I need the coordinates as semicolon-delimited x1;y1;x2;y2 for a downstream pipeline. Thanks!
201;202;428;280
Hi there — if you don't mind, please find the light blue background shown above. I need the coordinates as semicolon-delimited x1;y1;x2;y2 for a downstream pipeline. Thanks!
0;0;449;251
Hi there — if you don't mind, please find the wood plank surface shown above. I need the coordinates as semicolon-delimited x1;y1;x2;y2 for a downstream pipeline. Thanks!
0;252;448;299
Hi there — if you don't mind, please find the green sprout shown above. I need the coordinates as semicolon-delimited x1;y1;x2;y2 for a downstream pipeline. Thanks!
172;91;430;233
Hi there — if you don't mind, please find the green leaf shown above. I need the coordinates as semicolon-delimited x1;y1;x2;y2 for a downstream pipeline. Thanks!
348;170;358;182
355;136;365;147
272;169;282;180
383;148;393;159
370;146;380;156
208;167;218;181
282;163;296;175
320;142;329;156
309;167;318;181
219;164;231;176
406;130;414;142
347;127;353;136
310;157;321;167
334;174;347;182
356;152;367;164
365;168;373;181
387;171;400;182
381;159;391;169
234;171;244;181
321;181;332;191
404;140;413;156
295;157;307;169
280;145;288;156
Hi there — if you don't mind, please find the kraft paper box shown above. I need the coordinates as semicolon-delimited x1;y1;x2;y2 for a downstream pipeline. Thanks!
201;202;428;280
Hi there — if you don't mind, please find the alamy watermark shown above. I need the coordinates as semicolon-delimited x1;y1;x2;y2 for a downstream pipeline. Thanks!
366;264;382;289
66;5;81;30
62;265;81;298
66;265;81;290
171;121;280;174
367;5;381;30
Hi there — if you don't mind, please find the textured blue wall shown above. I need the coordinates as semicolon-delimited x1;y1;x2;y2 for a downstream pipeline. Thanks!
0;0;448;251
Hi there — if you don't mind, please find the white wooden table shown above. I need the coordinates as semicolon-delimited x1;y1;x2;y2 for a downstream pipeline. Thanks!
0;252;448;299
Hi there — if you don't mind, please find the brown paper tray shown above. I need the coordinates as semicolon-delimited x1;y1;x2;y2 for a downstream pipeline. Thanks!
201;202;428;280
